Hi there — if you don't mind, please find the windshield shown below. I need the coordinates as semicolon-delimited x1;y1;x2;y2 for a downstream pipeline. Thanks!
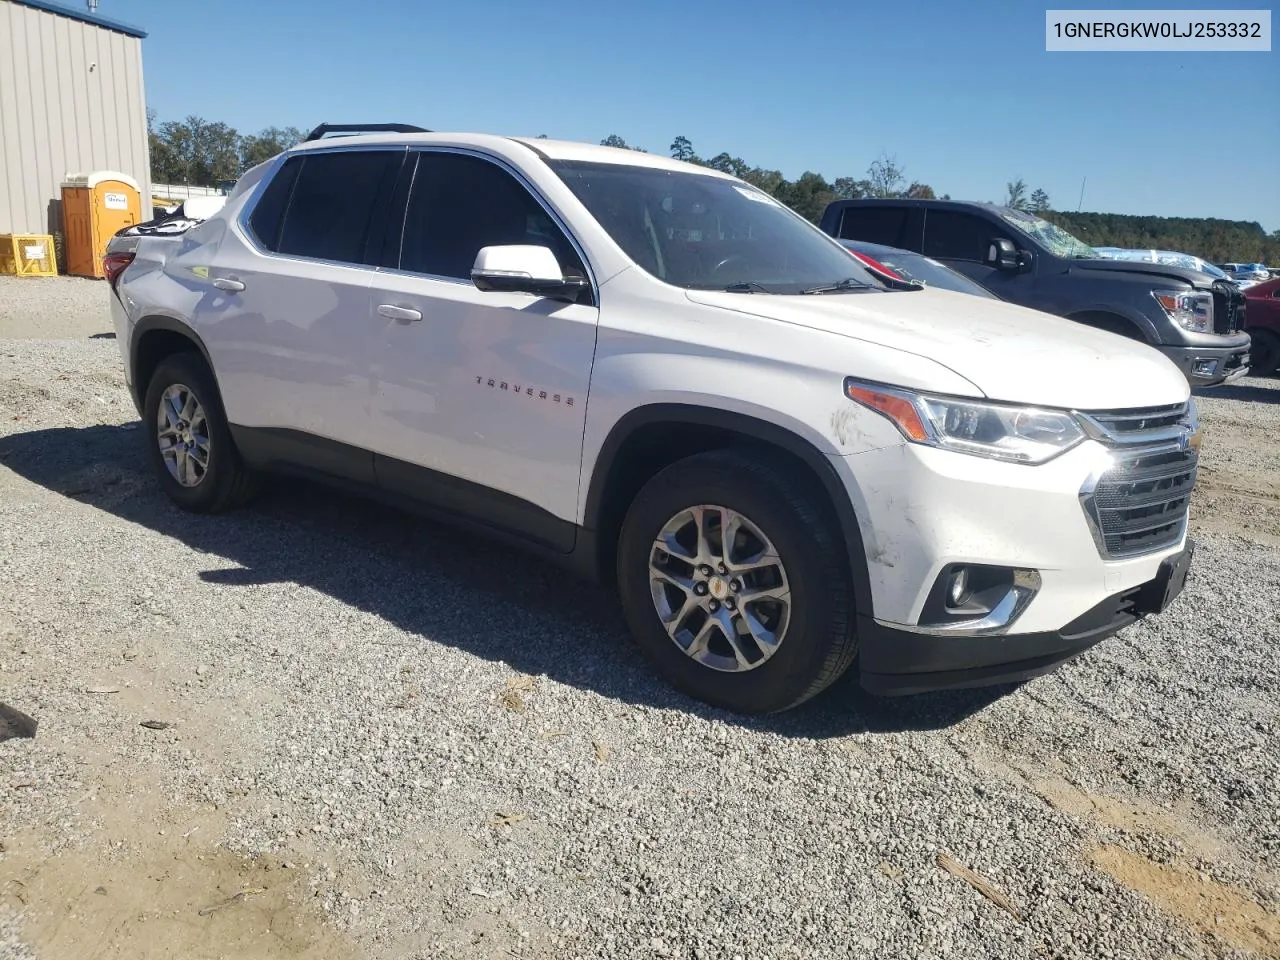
549;160;880;294
1000;209;1097;260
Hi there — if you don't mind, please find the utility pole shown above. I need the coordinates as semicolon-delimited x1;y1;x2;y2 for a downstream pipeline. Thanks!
1076;177;1087;212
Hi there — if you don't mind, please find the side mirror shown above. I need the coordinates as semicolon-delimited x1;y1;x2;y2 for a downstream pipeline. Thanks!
471;245;588;302
985;237;1023;271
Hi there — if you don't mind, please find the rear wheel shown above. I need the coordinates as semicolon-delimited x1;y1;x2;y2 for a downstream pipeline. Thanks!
616;449;857;714
1247;329;1280;377
143;352;259;512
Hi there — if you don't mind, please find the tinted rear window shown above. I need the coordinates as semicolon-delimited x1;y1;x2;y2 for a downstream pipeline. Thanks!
838;206;911;247
247;156;302;250
276;151;401;264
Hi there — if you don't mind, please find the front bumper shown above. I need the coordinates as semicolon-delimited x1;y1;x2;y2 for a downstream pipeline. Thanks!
858;541;1194;695
1159;340;1251;387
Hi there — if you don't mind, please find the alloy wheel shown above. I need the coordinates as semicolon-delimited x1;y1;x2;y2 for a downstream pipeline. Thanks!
648;504;792;672
156;382;211;488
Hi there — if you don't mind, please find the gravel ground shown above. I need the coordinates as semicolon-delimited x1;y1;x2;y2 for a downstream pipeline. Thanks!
1;279;1279;960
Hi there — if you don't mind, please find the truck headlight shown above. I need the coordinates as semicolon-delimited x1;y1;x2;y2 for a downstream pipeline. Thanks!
1152;288;1213;333
845;379;1085;464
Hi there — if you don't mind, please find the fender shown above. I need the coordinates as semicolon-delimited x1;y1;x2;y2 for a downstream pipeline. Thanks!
1067;306;1159;343
129;315;219;410
583;403;876;619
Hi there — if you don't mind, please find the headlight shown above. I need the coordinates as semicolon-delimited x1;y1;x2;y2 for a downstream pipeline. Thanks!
1152;288;1213;333
845;379;1086;464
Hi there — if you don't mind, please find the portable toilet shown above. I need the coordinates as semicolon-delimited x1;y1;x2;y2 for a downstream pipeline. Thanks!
61;171;143;278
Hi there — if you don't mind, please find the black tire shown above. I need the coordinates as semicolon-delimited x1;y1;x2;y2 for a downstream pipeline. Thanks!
1247;328;1280;377
616;448;857;714
142;351;259;512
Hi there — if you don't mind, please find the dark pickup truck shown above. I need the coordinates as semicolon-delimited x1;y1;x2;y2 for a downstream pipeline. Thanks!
820;199;1251;387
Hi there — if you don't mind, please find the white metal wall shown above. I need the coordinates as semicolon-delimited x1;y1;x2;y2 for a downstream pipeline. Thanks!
0;0;150;237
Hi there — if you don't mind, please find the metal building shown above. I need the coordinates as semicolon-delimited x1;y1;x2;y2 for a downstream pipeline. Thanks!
0;0;149;239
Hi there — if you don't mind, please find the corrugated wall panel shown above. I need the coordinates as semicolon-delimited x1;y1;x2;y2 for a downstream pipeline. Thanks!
0;1;149;237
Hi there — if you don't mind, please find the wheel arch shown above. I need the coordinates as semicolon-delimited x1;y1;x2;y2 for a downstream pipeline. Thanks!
130;316;218;412
581;403;875;618
1066;308;1156;343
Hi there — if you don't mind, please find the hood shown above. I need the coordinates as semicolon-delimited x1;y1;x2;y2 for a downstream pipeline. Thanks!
685;286;1189;411
1069;258;1212;288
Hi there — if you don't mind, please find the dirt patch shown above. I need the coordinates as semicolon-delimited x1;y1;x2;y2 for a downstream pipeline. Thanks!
1190;392;1280;547
1036;776;1234;864
1090;844;1280;957
1;831;355;960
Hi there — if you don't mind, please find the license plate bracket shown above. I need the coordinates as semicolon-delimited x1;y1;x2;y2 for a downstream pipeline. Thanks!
1136;540;1195;615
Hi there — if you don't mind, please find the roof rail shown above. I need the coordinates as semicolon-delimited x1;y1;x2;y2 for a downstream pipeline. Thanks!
303;123;431;142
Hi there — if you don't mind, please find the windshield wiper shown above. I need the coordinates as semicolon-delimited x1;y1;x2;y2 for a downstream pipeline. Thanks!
800;278;873;295
724;281;772;294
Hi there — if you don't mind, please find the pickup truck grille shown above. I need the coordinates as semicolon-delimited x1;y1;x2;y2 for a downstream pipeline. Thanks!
1211;280;1245;334
1078;403;1197;558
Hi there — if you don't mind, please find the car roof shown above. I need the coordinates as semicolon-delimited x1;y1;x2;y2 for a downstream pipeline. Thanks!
287;131;736;177
829;197;1021;217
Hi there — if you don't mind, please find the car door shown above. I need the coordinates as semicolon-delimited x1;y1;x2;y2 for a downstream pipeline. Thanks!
366;150;599;551
920;208;1033;304
200;148;404;483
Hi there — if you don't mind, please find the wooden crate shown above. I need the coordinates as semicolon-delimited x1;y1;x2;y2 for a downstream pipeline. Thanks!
0;234;58;277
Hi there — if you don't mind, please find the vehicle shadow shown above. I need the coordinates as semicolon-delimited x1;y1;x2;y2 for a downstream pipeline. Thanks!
1195;380;1279;404
0;423;1009;738
0;702;39;741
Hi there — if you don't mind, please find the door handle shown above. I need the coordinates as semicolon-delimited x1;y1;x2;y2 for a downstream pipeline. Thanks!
212;277;245;292
377;303;423;322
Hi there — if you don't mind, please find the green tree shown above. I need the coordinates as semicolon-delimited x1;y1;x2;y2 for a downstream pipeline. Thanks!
1005;177;1029;210
905;182;936;199
670;136;695;162
704;152;749;178
239;126;304;171
833;177;871;199
775;171;838;223
600;134;646;152
1030;187;1051;213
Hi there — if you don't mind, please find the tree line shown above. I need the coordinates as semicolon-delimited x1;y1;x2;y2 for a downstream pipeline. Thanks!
147;112;305;187
144;115;1277;264
601;133;946;224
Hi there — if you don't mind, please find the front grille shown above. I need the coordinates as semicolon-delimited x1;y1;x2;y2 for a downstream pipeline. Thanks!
1077;402;1197;558
1084;446;1197;558
1084;404;1186;438
1211;280;1245;334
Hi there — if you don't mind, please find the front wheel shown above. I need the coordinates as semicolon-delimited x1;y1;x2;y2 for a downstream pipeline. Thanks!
143;352;259;512
616;449;857;714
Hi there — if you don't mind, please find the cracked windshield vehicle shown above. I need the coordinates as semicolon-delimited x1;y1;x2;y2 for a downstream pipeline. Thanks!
1000;207;1098;259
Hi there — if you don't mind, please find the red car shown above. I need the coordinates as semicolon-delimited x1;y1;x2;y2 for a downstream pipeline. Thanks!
1244;276;1280;376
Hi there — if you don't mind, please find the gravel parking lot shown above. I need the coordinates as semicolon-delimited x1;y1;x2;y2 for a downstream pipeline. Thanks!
1;275;1278;960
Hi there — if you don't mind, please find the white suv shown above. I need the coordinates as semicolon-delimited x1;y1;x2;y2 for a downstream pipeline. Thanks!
107;127;1199;713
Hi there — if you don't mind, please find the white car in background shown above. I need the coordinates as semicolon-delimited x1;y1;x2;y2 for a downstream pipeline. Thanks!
1096;248;1260;289
102;126;1200;713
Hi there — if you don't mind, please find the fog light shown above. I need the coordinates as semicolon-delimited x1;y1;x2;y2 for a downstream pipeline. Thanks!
947;568;970;608
1193;359;1218;377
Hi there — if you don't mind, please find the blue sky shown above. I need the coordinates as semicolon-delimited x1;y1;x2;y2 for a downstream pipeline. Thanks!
103;0;1278;230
